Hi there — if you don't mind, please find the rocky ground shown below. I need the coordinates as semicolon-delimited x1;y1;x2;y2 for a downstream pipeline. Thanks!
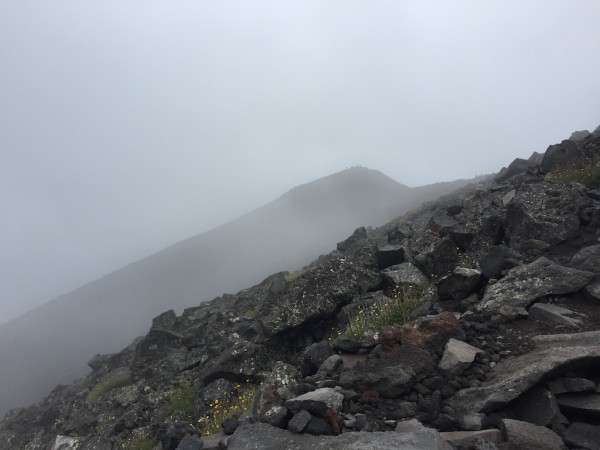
1;130;600;449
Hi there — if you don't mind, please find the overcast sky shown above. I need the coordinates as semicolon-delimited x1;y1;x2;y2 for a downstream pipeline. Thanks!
1;1;599;324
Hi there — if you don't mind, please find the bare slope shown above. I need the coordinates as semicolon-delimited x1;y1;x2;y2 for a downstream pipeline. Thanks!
0;167;469;416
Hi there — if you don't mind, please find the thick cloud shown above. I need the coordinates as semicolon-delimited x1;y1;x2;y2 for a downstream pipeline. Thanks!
1;1;599;323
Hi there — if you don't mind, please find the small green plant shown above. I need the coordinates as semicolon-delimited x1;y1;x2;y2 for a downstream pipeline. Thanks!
165;385;196;420
194;384;255;436
125;437;158;450
87;372;131;404
344;284;425;341
547;159;600;188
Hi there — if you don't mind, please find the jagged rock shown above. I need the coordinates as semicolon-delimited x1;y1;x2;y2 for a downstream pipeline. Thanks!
440;429;503;448
570;130;591;141
285;388;344;416
253;362;298;426
256;254;381;336
378;345;435;378
176;435;203;450
512;386;560;426
305;416;331;435
287;409;312;433
411;233;459;277
448;227;475;252
199;379;236;406
332;336;361;354
541;139;585;173
377;244;405;269
547;377;596;394
556;393;600;417
318;355;343;375
135;328;184;360
495;158;536;183
337;227;367;252
529;303;584;328
570;244;600;273
562;422;600;450
478;245;523;279
476;257;594;311
438;339;484;376
152;309;178;330
221;417;241;435
380;262;428;289
501;189;516;206
339;360;416;399
227;422;453;450
437;268;482;301
301;341;333;375
505;183;588;251
379;312;465;355
87;354;113;371
501;419;565;450
427;214;458;236
446;331;600;415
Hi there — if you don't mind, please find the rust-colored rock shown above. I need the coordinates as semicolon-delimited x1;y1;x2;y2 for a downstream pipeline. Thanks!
379;312;465;355
324;410;344;436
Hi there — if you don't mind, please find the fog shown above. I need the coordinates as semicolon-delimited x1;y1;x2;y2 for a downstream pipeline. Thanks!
1;1;600;324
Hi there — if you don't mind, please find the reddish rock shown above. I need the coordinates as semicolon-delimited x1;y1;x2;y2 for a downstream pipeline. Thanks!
379;312;465;355
324;410;344;436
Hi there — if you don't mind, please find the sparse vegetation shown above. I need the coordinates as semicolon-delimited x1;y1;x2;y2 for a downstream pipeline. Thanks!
344;284;426;341
124;437;158;450
86;372;131;404
165;385;196;420
194;384;255;436
547;159;600;188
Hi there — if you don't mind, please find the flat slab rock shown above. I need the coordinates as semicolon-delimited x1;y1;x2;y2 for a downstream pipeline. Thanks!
476;257;594;311
446;331;600;414
285;388;344;415
227;423;452;450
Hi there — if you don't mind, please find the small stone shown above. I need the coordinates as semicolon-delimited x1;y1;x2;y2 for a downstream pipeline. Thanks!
287;410;312;433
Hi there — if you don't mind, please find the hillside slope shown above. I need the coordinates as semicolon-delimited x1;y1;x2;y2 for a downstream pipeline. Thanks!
0;167;472;417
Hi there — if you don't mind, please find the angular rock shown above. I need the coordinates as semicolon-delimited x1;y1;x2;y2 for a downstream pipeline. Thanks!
570;244;600;273
529;303;584;328
378;345;435;378
437;268;481;301
253;362;298;426
438;339;484;376
504;182;587;250
495;158;536;183
569;130;591;141
512;386;560;426
87;354;113;371
227;423;453;450
48;436;81;450
497;305;529;321
339;361;416;399
380;262;428;289
476;257;594;311
287;410;312;433
379;312;465;355
427;214;458;236
541;139;584;172
285;388;344;416
501;419;565;450
199;378;236;406
547;377;597;394
440;429;503;448
305;416;332;436
478;245;523;279
584;280;600;301
556;393;600;418
502;189;516;206
446;331;600;415
562;422;600;450
318;355;343;375
411;234;459;277
337;227;367;252
302;341;333;375
377;244;405;269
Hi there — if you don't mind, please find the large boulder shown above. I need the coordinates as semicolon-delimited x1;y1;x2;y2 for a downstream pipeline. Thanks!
380;262;428;290
476;257;594;311
438;339;484;376
541;139;585;173
437;268;481;301
478;245;523;279
504;183;588;251
227;423;452;450
446;331;600;415
410;233;459;277
570;244;600;273
501;419;565;450
285;388;344;416
339;360;416;399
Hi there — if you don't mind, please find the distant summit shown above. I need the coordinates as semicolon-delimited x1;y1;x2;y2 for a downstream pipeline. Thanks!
0;167;472;416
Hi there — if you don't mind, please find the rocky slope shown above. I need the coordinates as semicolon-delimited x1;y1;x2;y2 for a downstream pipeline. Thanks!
1;131;600;450
0;167;473;418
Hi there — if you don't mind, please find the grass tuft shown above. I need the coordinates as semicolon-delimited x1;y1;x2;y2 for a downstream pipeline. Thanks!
547;159;600;188
194;384;255;436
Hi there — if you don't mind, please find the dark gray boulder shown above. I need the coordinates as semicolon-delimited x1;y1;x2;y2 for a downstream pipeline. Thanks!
495;158;536;183
556;393;600;418
504;183;588;251
337;227;367;252
340;361;416;399
411;233;459;277
476;257;594;311
562;422;600;450
500;419;565;450
301;341;333;375
437;268;481;301
570;244;600;273
381;262;428;289
541;139;584;173
478;245;523;279
227;423;452;450
512;386;560;426
287;410;312;433
529;303;584;328
376;244;405;269
569;130;591;142
175;435;203;450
